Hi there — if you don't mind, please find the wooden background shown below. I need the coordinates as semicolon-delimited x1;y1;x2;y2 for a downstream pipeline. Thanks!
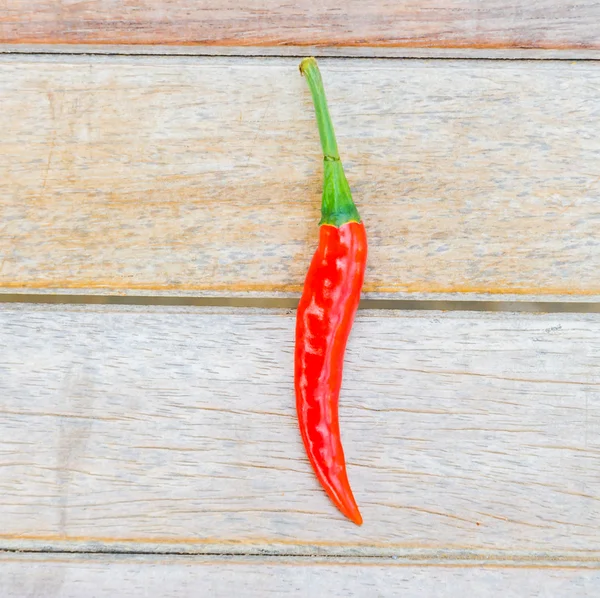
3;0;600;49
1;1;599;596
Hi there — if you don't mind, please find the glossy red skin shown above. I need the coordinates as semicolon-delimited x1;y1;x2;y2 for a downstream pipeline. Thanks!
294;221;367;525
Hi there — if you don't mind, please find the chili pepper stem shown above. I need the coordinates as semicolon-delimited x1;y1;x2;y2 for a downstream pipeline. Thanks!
300;57;361;228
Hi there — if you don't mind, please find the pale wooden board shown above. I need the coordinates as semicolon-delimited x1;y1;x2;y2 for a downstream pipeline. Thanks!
1;305;599;555
2;554;600;598
1;56;599;301
1;1;599;49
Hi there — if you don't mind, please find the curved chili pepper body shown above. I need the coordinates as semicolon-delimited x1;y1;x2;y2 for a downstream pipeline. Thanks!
295;222;367;525
295;57;367;525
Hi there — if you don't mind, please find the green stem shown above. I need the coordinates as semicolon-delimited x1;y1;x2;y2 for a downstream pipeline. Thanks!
300;57;340;160
300;57;361;227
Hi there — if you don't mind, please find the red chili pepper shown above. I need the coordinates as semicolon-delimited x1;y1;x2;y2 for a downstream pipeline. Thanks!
295;57;367;526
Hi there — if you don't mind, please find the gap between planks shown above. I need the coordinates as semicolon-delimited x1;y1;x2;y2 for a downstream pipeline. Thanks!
0;294;600;313
1;548;600;568
2;45;600;60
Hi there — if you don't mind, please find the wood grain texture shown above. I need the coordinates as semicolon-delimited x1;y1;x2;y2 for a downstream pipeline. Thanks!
1;305;598;554
1;56;599;300
2;554;600;598
1;1;600;49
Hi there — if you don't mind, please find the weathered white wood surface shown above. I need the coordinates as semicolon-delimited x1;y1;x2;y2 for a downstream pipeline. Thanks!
1;56;599;301
2;554;599;598
2;0;599;50
1;305;598;554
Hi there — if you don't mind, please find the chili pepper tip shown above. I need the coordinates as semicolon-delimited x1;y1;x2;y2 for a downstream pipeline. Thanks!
335;489;364;526
350;510;364;526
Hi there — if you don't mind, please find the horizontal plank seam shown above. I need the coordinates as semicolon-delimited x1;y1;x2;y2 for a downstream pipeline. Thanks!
2;47;600;61
1;547;599;568
0;294;599;313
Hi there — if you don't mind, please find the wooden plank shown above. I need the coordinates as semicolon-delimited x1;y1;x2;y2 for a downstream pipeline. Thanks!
1;305;598;555
2;554;600;598
1;1;599;50
1;56;599;301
